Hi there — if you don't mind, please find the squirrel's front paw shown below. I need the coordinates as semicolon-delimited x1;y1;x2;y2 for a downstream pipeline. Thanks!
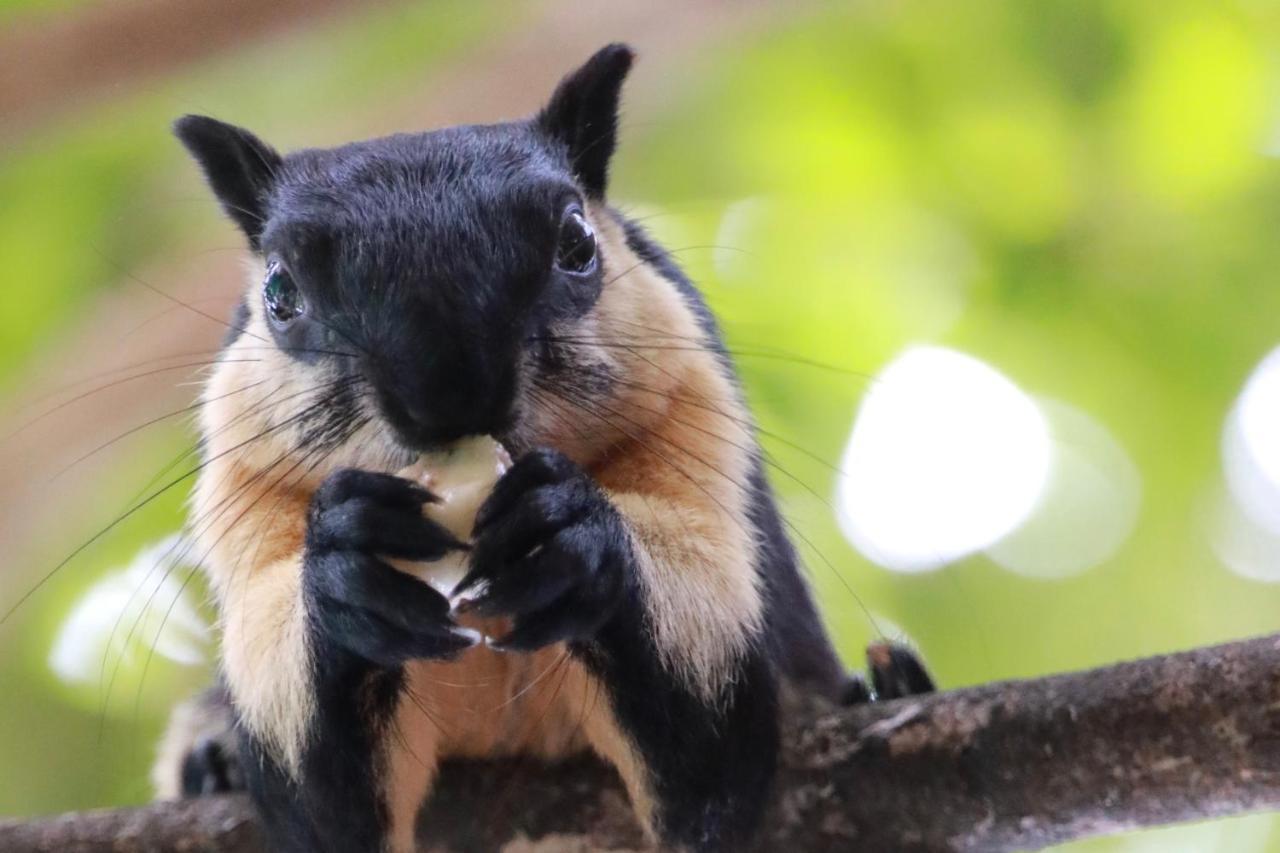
450;448;633;651
304;468;479;666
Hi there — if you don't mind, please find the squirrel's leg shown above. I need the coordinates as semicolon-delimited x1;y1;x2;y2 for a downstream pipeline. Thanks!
225;468;474;853
455;448;778;851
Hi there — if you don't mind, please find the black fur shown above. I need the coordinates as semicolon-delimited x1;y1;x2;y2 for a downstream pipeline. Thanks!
180;739;238;796
174;685;243;798
581;612;779;849
538;43;633;198
215;121;586;447
174;116;281;251
239;665;405;853
871;641;937;700
222;298;250;348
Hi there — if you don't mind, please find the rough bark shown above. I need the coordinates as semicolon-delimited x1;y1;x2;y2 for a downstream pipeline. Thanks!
3;633;1279;852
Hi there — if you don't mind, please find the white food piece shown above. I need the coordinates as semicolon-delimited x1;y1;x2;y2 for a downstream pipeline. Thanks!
387;435;511;595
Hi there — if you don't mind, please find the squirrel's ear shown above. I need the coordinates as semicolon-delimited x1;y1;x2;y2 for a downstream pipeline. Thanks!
538;43;634;199
173;115;281;250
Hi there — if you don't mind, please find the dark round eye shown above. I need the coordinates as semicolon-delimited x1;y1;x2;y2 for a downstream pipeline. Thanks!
263;261;304;325
555;208;597;275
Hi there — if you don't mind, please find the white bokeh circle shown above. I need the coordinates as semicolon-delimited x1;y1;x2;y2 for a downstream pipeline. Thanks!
986;399;1142;579
836;345;1052;572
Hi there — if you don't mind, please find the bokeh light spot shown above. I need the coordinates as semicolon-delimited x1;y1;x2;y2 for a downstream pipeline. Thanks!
1216;345;1280;583
986;399;1142;580
48;534;208;692
836;346;1052;572
1224;345;1280;536
1209;487;1280;584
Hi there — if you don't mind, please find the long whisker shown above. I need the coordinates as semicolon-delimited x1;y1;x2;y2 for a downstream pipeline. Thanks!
89;248;272;347
111;378;363;719
0;359;266;445
533;341;887;636
532;383;756;549
105;375;305;521
534;334;881;382
129;415;359;728
488;648;571;713
94;378;359;716
225;407;372;631
48;379;269;483
547;359;853;481
12;344;356;417
0;375;358;627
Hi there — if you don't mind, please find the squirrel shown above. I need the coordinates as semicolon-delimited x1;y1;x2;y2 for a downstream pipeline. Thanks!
154;43;934;852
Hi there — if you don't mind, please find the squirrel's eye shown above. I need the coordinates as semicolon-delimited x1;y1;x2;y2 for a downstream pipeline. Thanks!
263;262;304;325
555;208;597;275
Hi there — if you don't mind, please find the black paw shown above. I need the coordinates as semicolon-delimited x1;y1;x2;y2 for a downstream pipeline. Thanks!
156;685;243;799
840;643;936;705
303;468;478;667
839;675;874;705
867;642;936;700
450;448;633;651
181;737;243;797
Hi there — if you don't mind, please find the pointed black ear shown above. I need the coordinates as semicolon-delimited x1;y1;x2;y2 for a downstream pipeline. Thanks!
538;43;634;198
173;115;282;250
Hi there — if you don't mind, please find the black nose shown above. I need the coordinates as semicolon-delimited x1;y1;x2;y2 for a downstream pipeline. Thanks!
371;362;516;451
401;409;512;448
377;391;514;450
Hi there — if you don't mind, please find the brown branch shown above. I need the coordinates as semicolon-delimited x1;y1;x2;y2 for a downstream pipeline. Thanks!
4;633;1279;852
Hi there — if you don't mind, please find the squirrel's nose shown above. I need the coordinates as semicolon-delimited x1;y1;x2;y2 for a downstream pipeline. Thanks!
386;404;515;451
371;364;516;451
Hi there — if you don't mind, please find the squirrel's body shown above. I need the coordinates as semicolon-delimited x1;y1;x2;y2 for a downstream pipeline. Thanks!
160;45;931;851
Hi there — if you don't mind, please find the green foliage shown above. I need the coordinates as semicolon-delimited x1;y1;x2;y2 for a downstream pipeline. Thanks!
0;0;86;21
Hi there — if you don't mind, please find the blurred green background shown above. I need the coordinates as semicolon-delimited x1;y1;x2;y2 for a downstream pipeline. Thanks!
2;0;1279;849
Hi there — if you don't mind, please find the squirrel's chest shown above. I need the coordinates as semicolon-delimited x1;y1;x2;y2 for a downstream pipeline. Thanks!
394;615;596;761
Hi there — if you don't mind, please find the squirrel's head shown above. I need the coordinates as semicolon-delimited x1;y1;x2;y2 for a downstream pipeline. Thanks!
177;44;640;464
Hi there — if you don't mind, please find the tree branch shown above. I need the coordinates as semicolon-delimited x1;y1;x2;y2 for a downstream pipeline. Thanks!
4;633;1279;852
